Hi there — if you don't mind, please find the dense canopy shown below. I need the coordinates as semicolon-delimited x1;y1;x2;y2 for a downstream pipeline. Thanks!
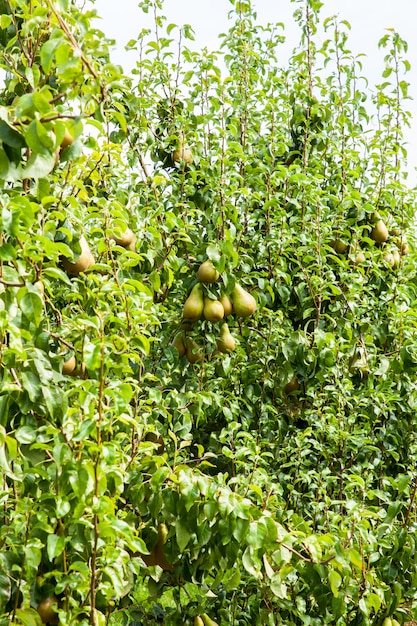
0;1;417;624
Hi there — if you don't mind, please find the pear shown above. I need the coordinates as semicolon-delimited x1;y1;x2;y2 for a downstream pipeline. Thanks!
203;298;224;323
219;294;233;316
232;284;257;318
198;260;219;284
62;355;77;376
172;133;193;164
60;128;74;150
183;284;204;321
37;596;59;624
201;614;219;626
392;249;401;269
111;227;137;251
370;219;389;243
284;377;300;396
395;238;409;256
352;250;365;265
194;618;205;626
62;235;95;276
384;252;395;268
331;239;348;254
185;338;203;364
143;523;174;571
217;323;236;353
171;333;186;358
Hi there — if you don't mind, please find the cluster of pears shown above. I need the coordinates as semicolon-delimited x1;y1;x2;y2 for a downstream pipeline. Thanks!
172;260;257;364
331;216;409;268
194;614;219;626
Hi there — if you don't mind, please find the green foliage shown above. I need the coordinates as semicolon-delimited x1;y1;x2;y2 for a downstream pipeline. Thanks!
0;0;417;624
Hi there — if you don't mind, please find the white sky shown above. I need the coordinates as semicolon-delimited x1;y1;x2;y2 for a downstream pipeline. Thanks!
92;0;417;185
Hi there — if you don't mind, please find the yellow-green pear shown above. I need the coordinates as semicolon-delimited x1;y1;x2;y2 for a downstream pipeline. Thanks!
203;298;224;323
37;596;59;624
219;293;233;316
217;323;236;353
172;133;193;164
62;235;95;276
60;128;74;150
194;617;205;626
62;355;77;376
183;284;204;321
352;250;365;265
370;219;389;243
232;284;257;318
284;377;300;396
201;613;219;626
143;523;174;571
384;252;395;268
198;260;219;284
171;333;186;358
392;249;401;269
185;338;203;364
395;238;409;256
111;228;137;250
331;239;348;254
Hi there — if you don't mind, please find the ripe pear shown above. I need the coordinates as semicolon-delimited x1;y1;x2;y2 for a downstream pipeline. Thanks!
171;333;186;358
198;260;219;284
201;614;219;626
370;219;389;243
203;298;224;323
352;250;365;265
194;617;205;626
172;133;193;164
392;249;401;269
183;283;204;321
217;323;236;353
185;338;203;364
60;128;74;150
37;596;59;624
111;228;137;251
143;523;174;571
62;235;95;276
62;355;77;376
219;293;233;316
284;377;300;395
395;238;409;256
384;252;395;268
232;284;257;318
331;239;348;254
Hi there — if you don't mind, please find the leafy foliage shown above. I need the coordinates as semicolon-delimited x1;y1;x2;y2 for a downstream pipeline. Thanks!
1;0;417;624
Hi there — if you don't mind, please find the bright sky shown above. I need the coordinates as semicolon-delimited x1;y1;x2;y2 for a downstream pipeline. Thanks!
93;0;417;185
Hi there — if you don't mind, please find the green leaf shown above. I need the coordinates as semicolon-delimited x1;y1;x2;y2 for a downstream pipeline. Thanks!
14;608;43;626
0;120;26;149
175;520;191;551
20;151;56;180
47;534;66;561
329;570;342;596
19;290;43;325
